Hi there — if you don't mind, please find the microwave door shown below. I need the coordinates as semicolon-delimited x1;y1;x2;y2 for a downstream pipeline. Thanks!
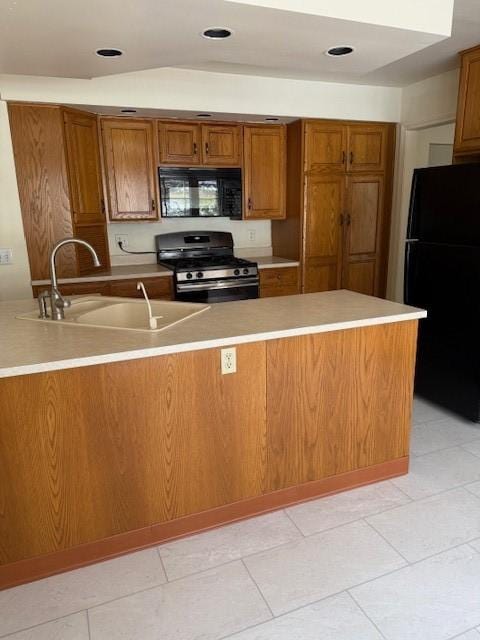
161;174;198;217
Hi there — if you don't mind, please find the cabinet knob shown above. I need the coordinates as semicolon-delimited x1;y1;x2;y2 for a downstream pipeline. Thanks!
193;142;198;155
349;151;354;164
205;142;209;155
152;199;156;211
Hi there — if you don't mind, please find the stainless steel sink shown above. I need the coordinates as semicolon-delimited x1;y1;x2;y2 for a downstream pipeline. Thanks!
17;296;210;332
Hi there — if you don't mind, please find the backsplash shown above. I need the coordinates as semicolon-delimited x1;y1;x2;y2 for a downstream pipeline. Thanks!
108;219;272;265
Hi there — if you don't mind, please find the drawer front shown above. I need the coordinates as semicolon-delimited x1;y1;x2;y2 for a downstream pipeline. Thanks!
259;267;299;298
109;277;173;300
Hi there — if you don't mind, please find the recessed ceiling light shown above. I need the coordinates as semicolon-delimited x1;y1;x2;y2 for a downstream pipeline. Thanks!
196;113;212;118
96;48;123;57
202;27;232;40
325;45;354;57
265;117;279;121
121;108;137;113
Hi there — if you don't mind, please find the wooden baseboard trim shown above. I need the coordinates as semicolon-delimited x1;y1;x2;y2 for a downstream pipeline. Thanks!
0;456;408;590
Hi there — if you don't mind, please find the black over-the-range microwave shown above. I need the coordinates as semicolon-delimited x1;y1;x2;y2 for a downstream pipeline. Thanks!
158;166;242;219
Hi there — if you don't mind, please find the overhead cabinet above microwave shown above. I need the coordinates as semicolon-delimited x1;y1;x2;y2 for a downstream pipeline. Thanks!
158;122;242;166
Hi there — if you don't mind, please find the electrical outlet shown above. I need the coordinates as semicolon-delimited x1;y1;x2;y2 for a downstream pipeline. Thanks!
248;229;256;242
0;248;12;265
115;234;129;249
221;347;237;375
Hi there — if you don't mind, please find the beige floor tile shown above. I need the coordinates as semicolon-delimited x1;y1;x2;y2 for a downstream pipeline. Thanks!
0;613;88;640
88;560;271;640
225;592;383;639
391;447;480;500
158;511;301;580
367;487;480;562
0;549;166;637
286;480;409;536
351;545;480;640
411;418;480;457
243;520;405;616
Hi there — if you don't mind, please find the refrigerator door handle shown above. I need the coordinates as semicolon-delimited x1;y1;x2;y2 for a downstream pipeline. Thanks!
404;241;415;304
406;238;420;243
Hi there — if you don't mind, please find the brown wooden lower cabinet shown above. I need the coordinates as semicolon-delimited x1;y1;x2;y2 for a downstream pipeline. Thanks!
259;266;300;297
0;320;417;587
32;276;173;300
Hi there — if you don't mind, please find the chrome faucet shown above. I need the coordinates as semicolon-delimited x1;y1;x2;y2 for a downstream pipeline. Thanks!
39;238;101;320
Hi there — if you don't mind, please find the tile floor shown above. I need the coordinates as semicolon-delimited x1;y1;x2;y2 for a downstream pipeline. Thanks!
2;397;480;639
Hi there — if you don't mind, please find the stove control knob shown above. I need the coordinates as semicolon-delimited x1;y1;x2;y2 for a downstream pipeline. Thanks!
243;268;249;275
196;271;204;279
234;269;240;275
186;272;193;279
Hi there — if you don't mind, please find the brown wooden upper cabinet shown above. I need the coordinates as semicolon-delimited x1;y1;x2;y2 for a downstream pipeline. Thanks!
304;122;347;173
101;118;158;221
305;121;387;173
159;122;200;165
243;125;286;219
454;46;480;154
201;124;242;165
347;125;387;172
63;110;105;226
159;122;242;166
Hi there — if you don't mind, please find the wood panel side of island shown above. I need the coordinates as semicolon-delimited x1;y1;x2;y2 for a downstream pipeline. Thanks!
0;320;418;589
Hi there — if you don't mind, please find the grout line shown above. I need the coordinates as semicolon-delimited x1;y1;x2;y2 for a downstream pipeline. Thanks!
155;546;170;581
362;519;411;565
240;558;275;619
411;434;480;459
86;609;92;640
448;626;480;639
0;611;90;640
345;590;389;640
282;508;307;537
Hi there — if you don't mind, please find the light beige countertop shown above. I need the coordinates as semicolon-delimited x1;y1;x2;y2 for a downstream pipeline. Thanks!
31;256;300;286
0;290;426;379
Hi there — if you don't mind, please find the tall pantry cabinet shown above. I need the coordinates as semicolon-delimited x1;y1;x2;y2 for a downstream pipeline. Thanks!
272;119;395;297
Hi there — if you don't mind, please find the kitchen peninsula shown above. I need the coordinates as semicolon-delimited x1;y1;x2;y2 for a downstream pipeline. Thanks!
0;290;425;590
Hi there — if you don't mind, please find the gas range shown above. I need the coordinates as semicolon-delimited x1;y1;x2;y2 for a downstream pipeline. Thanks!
155;231;259;303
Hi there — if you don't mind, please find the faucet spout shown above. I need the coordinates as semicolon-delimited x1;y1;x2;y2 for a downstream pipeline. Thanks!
49;238;101;320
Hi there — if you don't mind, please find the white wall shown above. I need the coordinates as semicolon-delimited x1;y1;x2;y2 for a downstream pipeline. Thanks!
388;121;456;302
400;68;459;127
0;101;31;301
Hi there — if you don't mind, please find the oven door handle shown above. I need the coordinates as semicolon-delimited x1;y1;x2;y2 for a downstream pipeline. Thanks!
177;277;259;292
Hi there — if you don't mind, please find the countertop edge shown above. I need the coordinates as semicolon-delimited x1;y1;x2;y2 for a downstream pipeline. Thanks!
30;258;300;286
0;311;426;379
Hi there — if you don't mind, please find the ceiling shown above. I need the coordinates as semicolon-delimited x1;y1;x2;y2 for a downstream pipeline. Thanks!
0;0;478;86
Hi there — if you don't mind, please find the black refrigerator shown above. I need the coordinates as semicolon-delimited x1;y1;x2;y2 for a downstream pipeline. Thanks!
405;163;480;421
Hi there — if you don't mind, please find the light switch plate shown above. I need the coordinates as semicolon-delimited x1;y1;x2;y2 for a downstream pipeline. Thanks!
0;248;13;264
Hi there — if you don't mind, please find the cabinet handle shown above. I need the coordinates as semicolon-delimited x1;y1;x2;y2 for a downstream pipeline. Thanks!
152;199;156;211
342;151;346;164
349;151;354;164
101;199;105;214
346;213;351;225
248;197;252;210
205;142;209;155
339;214;344;226
193;142;198;155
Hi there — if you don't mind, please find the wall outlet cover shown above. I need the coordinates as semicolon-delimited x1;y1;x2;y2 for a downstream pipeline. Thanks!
221;347;237;375
115;234;129;249
0;248;13;265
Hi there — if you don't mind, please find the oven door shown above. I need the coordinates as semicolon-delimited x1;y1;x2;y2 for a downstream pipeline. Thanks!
176;277;259;303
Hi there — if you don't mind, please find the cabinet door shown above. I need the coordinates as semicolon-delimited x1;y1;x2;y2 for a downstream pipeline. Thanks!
455;48;480;153
259;266;300;297
304;122;347;172
243;125;286;219
201;124;241;165
63;110;106;225
109;277;173;300
342;174;385;296
347;124;387;172
102;119;158;220
303;174;344;293
159;122;200;165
